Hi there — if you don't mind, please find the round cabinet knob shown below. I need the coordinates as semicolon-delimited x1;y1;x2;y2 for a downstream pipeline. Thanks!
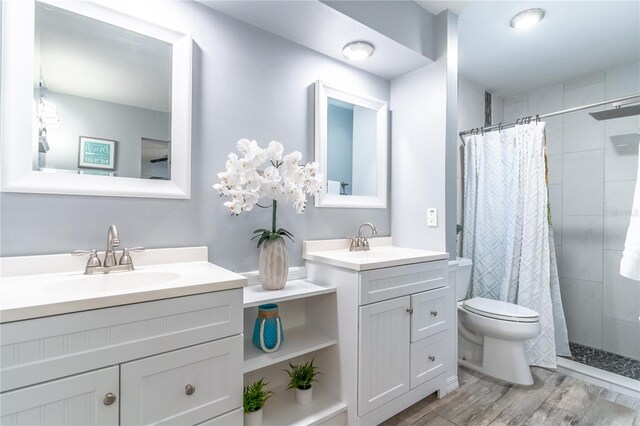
103;393;117;406
428;355;436;362
430;311;438;317
185;384;196;396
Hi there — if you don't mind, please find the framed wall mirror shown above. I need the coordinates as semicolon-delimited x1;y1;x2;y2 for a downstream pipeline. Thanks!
1;0;192;198
315;81;388;208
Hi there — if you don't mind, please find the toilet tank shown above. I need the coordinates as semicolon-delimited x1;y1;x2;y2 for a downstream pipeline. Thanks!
455;257;473;301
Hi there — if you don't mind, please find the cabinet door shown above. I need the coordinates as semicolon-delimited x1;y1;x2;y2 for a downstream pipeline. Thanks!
0;366;118;426
120;335;242;426
358;296;411;416
411;286;450;342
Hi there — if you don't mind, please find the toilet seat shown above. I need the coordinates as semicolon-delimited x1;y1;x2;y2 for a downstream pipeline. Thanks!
462;297;539;323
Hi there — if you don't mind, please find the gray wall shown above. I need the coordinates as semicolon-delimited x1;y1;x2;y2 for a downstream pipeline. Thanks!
41;91;170;178
0;1;391;273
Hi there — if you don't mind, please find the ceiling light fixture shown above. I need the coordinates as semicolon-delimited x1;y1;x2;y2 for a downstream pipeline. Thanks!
342;41;375;61
510;8;545;29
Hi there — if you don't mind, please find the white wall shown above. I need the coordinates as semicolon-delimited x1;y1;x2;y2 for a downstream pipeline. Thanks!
502;63;640;360
391;11;457;255
41;91;170;178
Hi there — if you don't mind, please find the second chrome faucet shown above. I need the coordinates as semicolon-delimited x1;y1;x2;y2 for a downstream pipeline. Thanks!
72;225;145;275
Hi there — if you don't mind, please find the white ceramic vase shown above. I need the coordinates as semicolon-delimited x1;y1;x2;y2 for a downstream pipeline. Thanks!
259;238;288;290
295;387;313;406
244;409;263;426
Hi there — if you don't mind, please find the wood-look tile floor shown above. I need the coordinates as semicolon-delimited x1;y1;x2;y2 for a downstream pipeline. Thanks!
379;366;640;426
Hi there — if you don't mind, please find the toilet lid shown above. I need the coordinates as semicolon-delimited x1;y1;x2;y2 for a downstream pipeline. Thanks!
463;297;539;323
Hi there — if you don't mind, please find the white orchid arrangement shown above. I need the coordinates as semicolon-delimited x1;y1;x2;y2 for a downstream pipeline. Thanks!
213;139;323;247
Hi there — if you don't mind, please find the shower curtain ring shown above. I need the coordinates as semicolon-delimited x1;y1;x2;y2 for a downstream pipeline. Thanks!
536;114;541;123
498;122;503;132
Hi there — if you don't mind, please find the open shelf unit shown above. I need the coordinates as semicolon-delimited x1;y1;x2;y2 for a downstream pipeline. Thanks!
261;384;347;426
243;278;343;425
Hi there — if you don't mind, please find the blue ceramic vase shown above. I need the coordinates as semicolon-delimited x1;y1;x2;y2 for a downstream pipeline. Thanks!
252;303;284;352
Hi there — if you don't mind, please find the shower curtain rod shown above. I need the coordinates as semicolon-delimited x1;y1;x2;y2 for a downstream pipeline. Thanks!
459;93;640;139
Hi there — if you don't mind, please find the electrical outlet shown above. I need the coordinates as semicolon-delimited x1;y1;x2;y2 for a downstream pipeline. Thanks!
427;208;438;227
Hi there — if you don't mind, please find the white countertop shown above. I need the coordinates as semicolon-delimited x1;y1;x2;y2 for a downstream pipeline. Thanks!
0;247;246;323
302;237;448;271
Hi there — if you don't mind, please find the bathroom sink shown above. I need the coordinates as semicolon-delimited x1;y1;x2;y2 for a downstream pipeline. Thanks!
0;246;247;322
303;237;448;271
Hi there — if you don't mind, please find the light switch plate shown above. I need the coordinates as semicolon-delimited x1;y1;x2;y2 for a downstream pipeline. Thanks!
427;208;437;227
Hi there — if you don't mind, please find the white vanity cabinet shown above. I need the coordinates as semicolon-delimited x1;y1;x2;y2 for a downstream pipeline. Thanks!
0;289;243;426
306;252;457;426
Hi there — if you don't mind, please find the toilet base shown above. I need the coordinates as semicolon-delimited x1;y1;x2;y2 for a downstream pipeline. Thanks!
458;335;534;386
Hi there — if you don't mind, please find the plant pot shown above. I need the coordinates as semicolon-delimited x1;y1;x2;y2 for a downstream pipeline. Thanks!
295;387;313;406
259;238;288;290
244;409;263;426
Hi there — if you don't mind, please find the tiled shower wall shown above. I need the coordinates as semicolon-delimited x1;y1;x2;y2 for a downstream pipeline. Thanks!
502;63;640;360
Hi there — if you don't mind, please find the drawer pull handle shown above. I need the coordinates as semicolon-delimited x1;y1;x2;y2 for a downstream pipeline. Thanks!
431;311;438;317
406;308;413;315
103;393;117;406
185;384;196;396
429;355;436;362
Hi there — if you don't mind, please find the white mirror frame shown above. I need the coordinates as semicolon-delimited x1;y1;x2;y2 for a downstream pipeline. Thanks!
0;0;192;199
315;80;388;209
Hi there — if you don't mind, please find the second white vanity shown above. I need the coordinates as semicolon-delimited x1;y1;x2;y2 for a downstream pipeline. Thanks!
0;247;246;426
303;237;458;426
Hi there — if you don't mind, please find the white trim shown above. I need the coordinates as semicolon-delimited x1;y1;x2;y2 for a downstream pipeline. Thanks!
556;356;640;399
446;374;459;393
314;80;388;209
1;1;192;199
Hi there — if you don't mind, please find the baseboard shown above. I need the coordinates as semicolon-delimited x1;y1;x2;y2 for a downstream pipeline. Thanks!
556;357;640;399
446;374;459;393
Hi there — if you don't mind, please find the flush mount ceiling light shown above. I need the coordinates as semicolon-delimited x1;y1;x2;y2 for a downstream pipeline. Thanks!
510;8;545;29
342;41;375;61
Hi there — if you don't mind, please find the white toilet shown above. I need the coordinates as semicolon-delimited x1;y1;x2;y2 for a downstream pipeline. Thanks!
454;257;541;385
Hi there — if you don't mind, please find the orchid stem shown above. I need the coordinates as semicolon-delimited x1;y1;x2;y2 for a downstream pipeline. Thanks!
272;200;277;234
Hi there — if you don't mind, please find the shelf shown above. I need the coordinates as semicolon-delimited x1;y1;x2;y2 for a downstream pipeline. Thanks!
261;384;347;426
243;280;336;308
244;325;337;373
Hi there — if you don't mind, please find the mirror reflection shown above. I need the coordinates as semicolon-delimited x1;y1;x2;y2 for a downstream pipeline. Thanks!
326;98;377;197
34;1;172;179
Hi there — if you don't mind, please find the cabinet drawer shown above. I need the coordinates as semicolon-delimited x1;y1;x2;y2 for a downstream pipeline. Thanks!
1;289;242;392
120;334;243;426
0;366;118;426
411;286;450;342
410;331;448;389
359;260;447;305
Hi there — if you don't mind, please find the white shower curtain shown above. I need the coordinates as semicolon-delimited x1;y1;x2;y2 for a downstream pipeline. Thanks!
462;122;570;368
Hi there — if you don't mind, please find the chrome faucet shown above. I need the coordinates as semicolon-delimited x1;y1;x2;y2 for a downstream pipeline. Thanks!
349;222;378;251
104;224;120;267
72;225;145;274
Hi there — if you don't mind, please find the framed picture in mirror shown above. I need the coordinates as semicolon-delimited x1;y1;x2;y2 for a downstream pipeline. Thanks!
78;137;116;171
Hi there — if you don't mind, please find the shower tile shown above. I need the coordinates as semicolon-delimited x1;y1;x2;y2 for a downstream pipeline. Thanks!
604;115;640;183
545;116;564;155
560;278;603;349
503;94;528;122
563;73;605;153
603;319;640;360
606;63;640;99
547;154;562;184
604;181;636;250
555;245;563;278
563;150;604;216
529;84;563;115
561;216;603;282
603;250;640;324
549;184;563;244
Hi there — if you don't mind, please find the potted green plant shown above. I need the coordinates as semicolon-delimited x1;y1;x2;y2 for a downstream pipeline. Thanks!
243;378;274;426
284;359;321;406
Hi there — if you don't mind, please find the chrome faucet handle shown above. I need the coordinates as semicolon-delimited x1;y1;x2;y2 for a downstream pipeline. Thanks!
119;247;145;266
362;236;370;249
347;236;358;251
71;249;101;268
